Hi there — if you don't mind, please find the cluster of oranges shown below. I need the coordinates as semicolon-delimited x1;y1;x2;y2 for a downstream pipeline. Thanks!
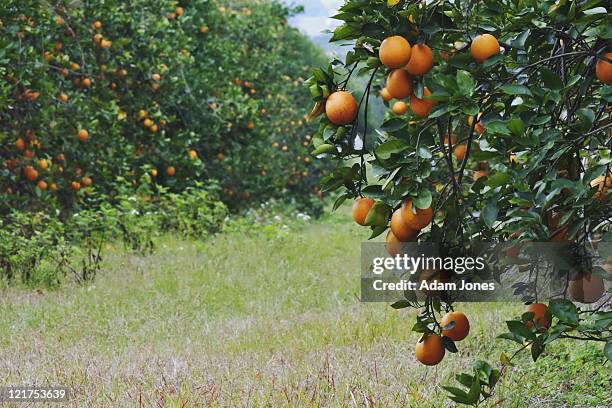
416;311;470;366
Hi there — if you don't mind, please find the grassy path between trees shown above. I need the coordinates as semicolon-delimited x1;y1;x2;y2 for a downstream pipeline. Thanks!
0;211;610;407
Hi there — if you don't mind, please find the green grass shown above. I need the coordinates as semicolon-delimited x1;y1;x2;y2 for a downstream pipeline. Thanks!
0;210;610;407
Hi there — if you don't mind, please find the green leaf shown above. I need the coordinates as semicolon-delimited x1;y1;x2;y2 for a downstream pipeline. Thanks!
375;140;408;160
363;201;391;227
413;189;433;210
390;300;411;309
507;320;537;340
508;118;525;137
381;118;408;132
500;84;533;96
482;200;498;228
549;299;579;325
312;143;337;156
456;70;475;97
486;172;510;189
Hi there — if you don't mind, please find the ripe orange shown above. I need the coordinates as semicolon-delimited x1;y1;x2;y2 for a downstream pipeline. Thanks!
526;303;550;331
176;6;185;16
390;208;418;241
410;87;436;118
401;199;433;230
379;36;412;69
405;44;434;76
467;114;485;134
15;138;26;151
150;168;158;178
166;166;176;176
82;78;92;87
143;118;153;128
474;170;488;181
71;181;81;191
200;25;209;34
92;20;102;30
325;91;358;125
24;166;38;181
392;101;408;115
380;88;392;101
100;39;112;49
569;273;605;304
441;311;470;341
81;176;92;187
471;34;500;63
37;180;48;190
386;69;413;99
596;52;612;84
23;150;34;159
151;73;161;82
352;197;375;226
37;160;49;170
385;230;404;256
77;129;89;142
188;149;198;159
415;333;445;366
217;152;225;161
454;144;467;162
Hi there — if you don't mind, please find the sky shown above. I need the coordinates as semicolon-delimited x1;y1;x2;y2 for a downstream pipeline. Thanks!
282;0;344;38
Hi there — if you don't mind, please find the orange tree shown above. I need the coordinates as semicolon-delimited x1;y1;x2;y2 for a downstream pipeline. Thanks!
306;0;611;404
0;0;328;216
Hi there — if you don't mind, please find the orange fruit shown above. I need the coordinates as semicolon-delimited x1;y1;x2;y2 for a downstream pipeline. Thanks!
143;118;153;128
596;52;612;84
380;88;392;101
15;138;26;151
392;101;408;115
379;36;412;69
92;20;102;30
37;160;49;170
467;114;485;134
50;183;58;192
37;180;48;190
526;303;550;331
415;333;445;366
351;197;375;226
325;91;358;125
100;39;112;49
405;44;433;76
82;78;92;87
386;69;413;99
24;166;38;181
81;176;92;187
410;87;436;118
150;168;158;178
471;34;500;63
454;144;467;162
569;273;605;304
176;6;185;16
474;170;488;181
166;166;176;176
440;311;470;341
390;208;419;241
188;150;198;159
151;73;161;82
71;181;81;191
77;129;89;142
200;25;209;34
401;199;433;230
385;230;403;256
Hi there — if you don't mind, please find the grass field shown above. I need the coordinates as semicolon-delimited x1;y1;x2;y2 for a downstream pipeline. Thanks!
0;210;610;407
